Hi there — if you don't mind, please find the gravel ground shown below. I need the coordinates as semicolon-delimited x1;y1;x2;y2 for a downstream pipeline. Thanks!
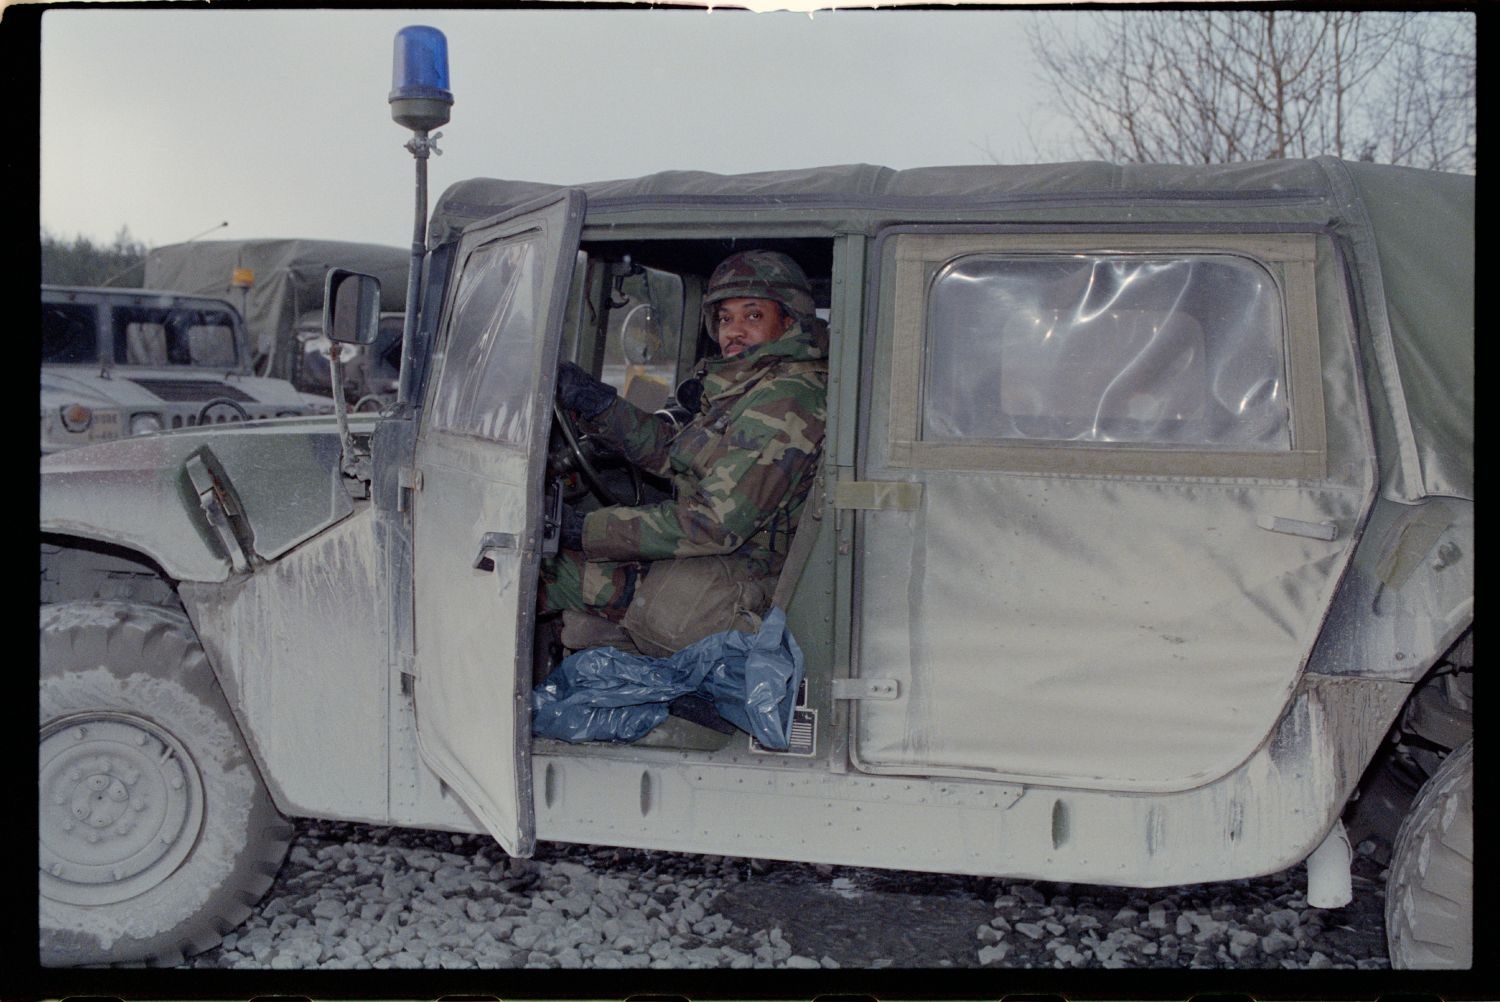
180;818;1392;971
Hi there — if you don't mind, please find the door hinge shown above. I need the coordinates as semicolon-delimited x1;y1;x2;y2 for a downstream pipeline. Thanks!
397;467;423;512
832;677;900;701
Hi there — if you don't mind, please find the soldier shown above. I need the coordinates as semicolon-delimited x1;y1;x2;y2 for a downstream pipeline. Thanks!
541;249;828;654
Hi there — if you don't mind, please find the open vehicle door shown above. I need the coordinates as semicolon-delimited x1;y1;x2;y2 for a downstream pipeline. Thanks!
408;191;584;855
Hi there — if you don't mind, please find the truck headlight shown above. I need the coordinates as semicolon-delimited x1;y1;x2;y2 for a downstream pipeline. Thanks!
59;404;93;432
129;413;164;436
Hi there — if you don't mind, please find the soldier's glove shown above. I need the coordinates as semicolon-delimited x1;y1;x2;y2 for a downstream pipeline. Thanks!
673;376;704;415
560;503;588;552
557;362;617;419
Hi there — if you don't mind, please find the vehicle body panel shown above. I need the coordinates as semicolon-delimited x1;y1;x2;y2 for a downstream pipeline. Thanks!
528;672;1408;885
40;420;365;580
178;507;390;818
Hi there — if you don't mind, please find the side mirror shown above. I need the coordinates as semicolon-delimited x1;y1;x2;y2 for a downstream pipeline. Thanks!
324;269;382;346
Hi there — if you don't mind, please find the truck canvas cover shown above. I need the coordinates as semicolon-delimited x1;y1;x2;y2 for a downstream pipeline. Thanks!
431;158;1472;504
142;238;410;380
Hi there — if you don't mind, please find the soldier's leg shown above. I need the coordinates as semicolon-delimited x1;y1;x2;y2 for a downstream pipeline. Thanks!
539;551;643;622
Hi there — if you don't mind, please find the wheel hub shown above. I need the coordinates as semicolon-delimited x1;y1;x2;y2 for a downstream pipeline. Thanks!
39;713;204;906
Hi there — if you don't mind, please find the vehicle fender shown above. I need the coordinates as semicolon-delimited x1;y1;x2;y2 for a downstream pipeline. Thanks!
1307;495;1472;683
40;423;356;583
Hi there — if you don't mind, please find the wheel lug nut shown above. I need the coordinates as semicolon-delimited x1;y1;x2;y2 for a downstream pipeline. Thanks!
131;797;145;811
61;820;74;832
88;833;101;844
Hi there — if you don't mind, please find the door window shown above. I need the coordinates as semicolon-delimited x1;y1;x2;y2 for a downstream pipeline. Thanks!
923;255;1288;449
41;302;98;364
597;265;686;412
430;234;543;443
882;232;1325;479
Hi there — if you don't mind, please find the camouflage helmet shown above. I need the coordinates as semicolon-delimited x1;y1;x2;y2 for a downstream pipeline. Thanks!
701;250;815;333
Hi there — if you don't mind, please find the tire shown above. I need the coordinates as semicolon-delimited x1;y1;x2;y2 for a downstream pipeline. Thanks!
39;601;293;966
1385;739;1473;969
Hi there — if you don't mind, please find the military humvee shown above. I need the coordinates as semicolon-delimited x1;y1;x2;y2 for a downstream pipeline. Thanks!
38;43;1472;969
40;285;333;455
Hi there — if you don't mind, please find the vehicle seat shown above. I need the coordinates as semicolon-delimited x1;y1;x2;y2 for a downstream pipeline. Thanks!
559;609;639;654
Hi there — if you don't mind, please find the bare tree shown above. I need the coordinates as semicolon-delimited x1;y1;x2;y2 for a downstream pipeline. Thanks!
1026;10;1474;172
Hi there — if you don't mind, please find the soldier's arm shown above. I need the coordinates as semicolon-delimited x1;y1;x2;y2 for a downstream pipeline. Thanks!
580;374;826;562
579;396;676;476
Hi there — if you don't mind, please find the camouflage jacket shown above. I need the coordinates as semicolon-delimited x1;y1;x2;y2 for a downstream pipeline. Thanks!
577;322;829;575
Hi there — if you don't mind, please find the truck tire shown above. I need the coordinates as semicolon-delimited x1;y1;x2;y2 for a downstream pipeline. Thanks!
1384;739;1473;969
39;601;293;966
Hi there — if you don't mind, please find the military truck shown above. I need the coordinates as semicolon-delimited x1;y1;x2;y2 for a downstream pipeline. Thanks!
39;32;1471;972
140;237;409;402
41;285;332;455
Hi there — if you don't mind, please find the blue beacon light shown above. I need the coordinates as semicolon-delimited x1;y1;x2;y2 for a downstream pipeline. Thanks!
389;26;453;132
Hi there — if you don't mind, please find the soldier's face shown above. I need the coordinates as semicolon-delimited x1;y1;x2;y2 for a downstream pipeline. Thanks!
714;298;793;357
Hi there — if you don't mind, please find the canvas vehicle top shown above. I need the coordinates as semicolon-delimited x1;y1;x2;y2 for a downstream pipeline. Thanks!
39;284;334;454
38;43;1472;969
141;237;409;403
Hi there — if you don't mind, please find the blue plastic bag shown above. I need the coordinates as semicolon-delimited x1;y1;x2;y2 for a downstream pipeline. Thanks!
531;607;804;749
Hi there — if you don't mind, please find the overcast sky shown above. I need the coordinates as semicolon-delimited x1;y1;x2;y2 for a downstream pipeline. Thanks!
40;8;1061;250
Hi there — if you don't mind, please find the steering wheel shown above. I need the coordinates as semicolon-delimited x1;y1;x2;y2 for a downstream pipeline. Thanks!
551;399;640;507
196;397;251;425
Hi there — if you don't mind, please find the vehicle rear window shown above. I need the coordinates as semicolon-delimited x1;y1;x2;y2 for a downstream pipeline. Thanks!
110;305;239;368
922;254;1289;450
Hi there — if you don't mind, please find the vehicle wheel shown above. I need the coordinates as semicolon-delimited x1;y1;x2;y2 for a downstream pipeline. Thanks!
39;601;292;966
1385;739;1472;969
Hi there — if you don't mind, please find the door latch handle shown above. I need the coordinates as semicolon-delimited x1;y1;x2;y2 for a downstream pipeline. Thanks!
473;531;518;572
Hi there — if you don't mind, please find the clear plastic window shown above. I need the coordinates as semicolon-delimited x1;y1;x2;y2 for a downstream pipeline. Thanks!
431;234;542;443
923;255;1289;449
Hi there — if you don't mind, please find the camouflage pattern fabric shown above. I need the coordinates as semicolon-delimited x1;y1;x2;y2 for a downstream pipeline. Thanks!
538;550;641;622
543;320;828;613
700;250;817;331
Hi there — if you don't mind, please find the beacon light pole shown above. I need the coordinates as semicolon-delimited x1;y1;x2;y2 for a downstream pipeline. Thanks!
388;26;453;407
